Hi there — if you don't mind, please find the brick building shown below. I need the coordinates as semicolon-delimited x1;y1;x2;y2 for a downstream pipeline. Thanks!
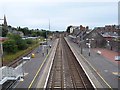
94;25;120;52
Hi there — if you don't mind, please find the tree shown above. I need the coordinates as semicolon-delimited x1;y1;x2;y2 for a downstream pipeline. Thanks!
6;34;28;50
17;27;30;36
7;33;21;40
25;39;33;45
3;39;18;53
17;39;27;50
40;30;47;38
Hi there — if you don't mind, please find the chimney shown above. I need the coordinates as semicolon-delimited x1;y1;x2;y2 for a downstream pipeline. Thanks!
80;25;83;30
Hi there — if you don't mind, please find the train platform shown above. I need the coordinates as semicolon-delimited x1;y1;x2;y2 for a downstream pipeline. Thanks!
65;37;119;89
93;48;119;64
36;39;59;88
12;40;54;89
65;37;104;88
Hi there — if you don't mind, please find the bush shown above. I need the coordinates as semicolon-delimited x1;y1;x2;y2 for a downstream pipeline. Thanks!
7;34;28;50
25;39;33;45
3;39;18;53
17;39;28;50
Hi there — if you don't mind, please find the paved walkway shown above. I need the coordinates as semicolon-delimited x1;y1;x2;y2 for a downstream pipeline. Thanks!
67;37;118;88
36;39;58;88
14;40;54;88
93;48;119;64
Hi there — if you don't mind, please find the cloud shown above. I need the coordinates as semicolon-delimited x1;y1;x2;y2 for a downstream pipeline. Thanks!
1;0;119;3
0;0;118;31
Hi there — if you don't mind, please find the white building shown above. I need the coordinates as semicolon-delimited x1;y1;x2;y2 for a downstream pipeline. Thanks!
70;26;80;34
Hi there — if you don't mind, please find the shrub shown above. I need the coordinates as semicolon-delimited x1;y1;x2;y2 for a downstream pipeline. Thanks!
17;39;28;50
25;39;33;45
3;39;18;53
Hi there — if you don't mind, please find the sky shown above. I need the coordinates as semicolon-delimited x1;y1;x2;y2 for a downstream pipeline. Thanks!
0;0;119;31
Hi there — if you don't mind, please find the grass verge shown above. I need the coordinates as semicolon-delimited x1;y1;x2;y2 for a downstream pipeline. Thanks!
3;43;39;65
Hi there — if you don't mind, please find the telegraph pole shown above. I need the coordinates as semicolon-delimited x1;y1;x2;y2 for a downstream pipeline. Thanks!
0;15;8;66
46;19;50;45
0;18;4;67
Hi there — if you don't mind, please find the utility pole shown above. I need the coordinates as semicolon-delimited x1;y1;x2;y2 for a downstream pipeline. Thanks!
0;17;4;67
46;19;50;45
86;38;94;56
0;15;8;66
0;25;3;67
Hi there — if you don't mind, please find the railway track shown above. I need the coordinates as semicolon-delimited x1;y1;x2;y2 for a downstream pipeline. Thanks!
46;35;94;89
46;38;64;88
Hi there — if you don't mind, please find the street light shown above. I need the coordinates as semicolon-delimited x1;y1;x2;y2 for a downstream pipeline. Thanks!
80;40;84;54
86;38;94;56
81;44;83;54
107;40;110;49
79;34;84;54
46;30;47;45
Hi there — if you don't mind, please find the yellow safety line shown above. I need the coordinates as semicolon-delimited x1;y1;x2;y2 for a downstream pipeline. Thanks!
28;49;51;89
79;51;113;90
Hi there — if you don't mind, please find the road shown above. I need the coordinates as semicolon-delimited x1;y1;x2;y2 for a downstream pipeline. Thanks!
67;36;119;89
13;40;53;89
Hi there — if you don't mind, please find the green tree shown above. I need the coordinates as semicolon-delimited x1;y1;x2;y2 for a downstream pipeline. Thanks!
40;30;47;38
3;39;18;53
25;39;33;45
6;34;28;50
7;33;21;40
17;39;27;50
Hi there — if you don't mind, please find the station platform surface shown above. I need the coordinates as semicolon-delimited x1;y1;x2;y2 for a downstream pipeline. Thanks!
65;37;119;89
36;39;58;88
93;48;119;64
13;40;54;89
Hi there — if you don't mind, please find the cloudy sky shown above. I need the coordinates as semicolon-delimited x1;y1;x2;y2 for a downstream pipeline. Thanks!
0;0;119;31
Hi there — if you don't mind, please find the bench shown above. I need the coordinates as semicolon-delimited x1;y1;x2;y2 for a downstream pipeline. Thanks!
97;50;101;55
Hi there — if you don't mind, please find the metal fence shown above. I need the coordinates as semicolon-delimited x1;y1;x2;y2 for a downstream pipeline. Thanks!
0;64;23;85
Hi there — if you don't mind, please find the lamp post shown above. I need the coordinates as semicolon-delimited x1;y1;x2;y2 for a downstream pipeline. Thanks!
79;35;84;54
86;38;94;56
107;40;110;49
81;45;82;54
88;43;91;56
46;30;47;45
38;39;41;53
80;40;84;54
22;58;24;80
